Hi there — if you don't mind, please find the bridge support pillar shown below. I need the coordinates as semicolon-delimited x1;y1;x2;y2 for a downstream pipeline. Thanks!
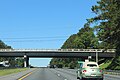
24;55;29;67
96;52;98;63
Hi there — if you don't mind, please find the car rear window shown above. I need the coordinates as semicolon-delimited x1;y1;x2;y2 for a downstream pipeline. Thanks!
87;64;97;67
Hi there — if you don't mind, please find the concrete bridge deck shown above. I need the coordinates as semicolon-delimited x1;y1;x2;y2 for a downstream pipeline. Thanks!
0;49;116;58
0;49;116;67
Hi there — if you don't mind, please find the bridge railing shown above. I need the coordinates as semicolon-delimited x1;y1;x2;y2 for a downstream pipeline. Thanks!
0;49;116;52
0;49;58;52
58;49;116;52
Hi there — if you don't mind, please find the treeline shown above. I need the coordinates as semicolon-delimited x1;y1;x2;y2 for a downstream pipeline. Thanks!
50;26;108;69
50;0;120;70
0;40;24;67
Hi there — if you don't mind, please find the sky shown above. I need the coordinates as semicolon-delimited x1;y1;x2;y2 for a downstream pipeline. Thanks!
0;0;97;67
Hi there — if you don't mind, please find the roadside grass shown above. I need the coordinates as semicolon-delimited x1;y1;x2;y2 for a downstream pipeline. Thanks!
100;59;112;70
0;68;28;76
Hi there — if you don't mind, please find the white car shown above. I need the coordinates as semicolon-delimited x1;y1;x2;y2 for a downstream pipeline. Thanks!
77;60;103;80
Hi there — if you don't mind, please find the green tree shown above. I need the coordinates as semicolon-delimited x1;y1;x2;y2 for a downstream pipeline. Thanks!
62;26;99;49
0;40;24;67
0;40;12;62
78;26;99;49
50;26;99;68
87;0;120;69
0;40;12;49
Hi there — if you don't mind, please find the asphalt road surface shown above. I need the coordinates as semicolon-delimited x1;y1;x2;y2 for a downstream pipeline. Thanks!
22;68;120;80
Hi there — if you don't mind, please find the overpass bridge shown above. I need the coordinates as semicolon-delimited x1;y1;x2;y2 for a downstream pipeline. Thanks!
0;49;116;67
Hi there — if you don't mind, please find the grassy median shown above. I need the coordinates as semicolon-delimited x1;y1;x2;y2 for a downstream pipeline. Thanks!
0;68;28;76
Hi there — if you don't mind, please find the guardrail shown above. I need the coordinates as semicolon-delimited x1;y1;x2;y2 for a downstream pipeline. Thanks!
105;70;120;75
0;67;17;70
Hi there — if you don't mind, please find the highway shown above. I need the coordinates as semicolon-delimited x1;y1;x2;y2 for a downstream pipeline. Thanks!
21;68;120;80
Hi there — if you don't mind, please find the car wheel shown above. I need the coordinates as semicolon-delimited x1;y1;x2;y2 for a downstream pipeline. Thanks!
100;78;103;80
97;78;103;80
81;78;87;80
77;77;80;79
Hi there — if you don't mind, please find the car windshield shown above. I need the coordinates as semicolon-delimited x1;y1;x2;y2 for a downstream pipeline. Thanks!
87;64;97;67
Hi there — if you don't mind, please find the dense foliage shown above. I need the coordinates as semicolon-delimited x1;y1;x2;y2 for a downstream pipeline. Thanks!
0;40;11;49
50;0;120;69
0;40;24;67
87;0;120;49
0;40;12;62
50;26;99;68
87;0;120;70
62;26;99;49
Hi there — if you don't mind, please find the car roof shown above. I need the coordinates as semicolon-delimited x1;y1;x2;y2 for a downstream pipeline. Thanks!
78;61;84;64
83;62;99;68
